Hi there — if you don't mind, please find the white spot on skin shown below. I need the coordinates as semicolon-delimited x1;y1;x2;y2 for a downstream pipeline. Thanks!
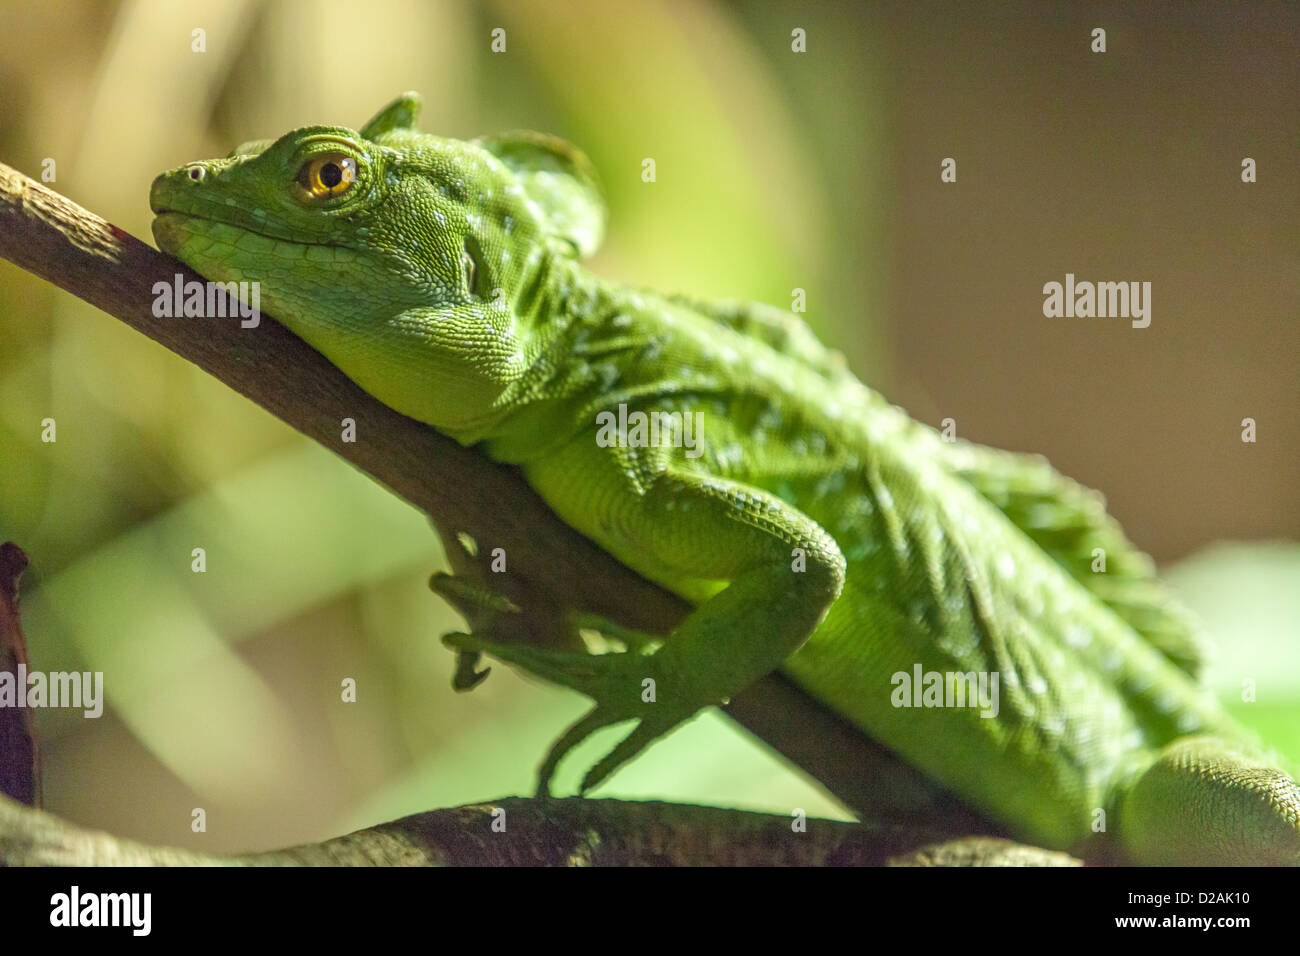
996;553;1016;580
1064;625;1092;649
1023;592;1045;619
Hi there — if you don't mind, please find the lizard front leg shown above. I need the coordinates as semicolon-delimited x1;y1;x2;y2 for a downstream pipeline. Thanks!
429;520;666;690
445;436;846;795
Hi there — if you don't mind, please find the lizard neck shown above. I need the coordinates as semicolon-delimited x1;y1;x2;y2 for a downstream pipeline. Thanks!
463;255;654;461
439;246;613;451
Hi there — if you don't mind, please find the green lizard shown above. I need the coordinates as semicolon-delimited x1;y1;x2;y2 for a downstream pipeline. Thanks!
150;93;1299;865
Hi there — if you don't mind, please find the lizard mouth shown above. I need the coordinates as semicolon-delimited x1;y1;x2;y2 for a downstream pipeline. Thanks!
151;208;346;250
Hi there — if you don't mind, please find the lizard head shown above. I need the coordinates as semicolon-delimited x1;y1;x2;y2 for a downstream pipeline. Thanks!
150;92;606;432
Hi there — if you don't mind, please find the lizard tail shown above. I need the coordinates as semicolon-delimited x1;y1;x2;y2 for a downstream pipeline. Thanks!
1118;736;1300;865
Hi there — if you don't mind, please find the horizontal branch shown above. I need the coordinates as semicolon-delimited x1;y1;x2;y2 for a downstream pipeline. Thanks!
0;793;1076;866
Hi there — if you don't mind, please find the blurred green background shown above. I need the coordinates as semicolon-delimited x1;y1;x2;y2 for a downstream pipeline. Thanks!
0;0;1295;853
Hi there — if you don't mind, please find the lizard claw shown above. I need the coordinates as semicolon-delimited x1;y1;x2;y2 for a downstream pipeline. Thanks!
441;633;492;691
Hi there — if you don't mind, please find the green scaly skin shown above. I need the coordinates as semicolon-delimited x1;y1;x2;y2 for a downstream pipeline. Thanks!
150;93;1299;865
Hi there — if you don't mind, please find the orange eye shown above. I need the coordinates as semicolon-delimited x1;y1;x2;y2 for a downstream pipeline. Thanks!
296;153;357;199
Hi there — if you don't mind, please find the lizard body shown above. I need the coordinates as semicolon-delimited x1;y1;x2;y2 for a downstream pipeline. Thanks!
150;94;1299;864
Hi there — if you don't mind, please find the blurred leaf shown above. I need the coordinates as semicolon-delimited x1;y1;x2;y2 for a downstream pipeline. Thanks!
1166;542;1300;766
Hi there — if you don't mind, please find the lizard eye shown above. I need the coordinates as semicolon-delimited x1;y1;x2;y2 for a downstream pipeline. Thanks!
296;153;357;199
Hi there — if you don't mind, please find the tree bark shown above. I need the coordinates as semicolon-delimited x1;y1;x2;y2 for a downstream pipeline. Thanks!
0;792;1076;867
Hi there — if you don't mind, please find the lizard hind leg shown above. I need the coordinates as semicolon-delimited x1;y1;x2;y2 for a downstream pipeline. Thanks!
1118;736;1300;865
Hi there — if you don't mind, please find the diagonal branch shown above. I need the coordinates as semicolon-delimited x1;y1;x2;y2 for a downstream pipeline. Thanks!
0;160;989;833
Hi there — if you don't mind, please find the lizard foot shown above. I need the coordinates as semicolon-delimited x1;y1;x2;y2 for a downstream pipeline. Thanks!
440;629;700;795
430;525;681;792
428;527;586;690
